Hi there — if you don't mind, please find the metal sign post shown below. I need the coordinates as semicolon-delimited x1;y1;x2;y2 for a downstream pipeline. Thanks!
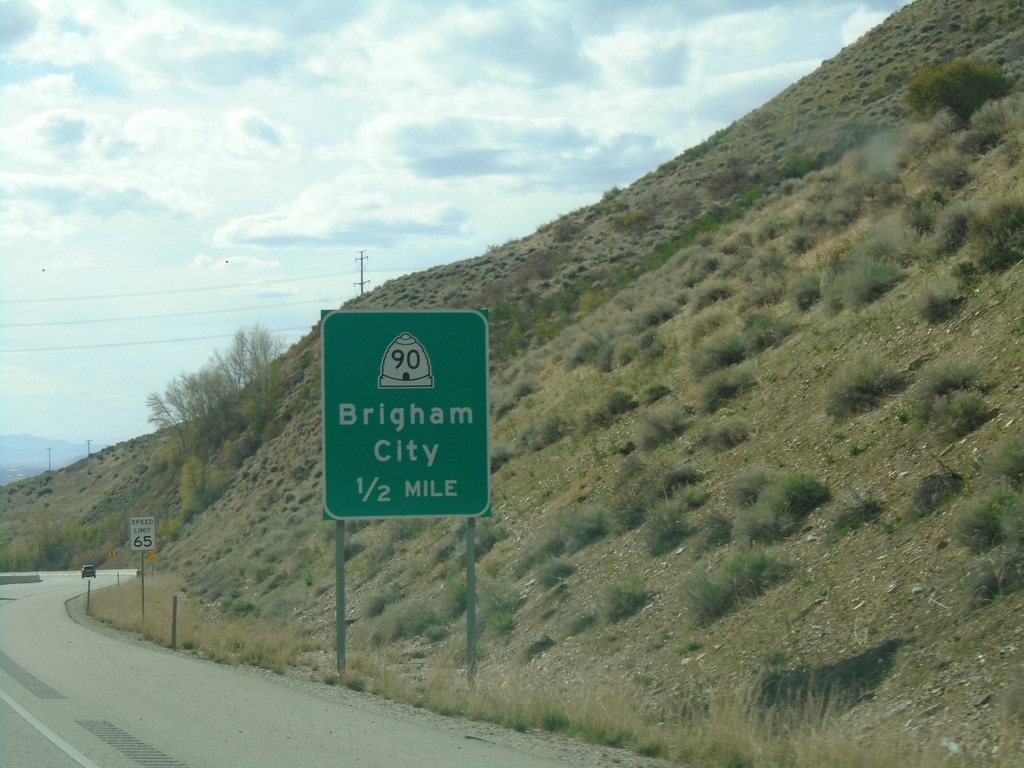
129;516;156;619
321;310;490;674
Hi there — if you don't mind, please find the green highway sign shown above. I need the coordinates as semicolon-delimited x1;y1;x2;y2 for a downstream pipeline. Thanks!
321;309;490;519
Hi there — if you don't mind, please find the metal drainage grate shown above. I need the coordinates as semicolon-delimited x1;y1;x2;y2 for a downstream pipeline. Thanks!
76;720;190;768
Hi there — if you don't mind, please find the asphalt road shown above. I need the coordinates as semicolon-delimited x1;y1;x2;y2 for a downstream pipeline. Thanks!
0;572;629;768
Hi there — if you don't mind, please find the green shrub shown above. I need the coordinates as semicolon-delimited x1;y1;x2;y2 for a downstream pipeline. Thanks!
917;279;963;323
691;329;748;376
911;472;964;518
691;279;734;311
825;355;905;418
702;418;750;450
640;383;672;404
972;202;1024;272
645;497;696;556
962;99;1012;152
904;59;1013;124
517;504;611;575
536;557;576;588
734;471;831;543
934;202;976;255
636;406;692;451
931;390;994;440
983;433;1024;488
363;584;403;618
482;581;523;636
789;272;822;311
742;312;797;353
681;546;792;626
369;599;446;645
519;413;566;451
583;389;639;428
965;546;1024;605
828;253;903;309
829;490;884;532
699;366;756;413
663;462;703;492
954;486;1024;554
603;574;650;623
923;149;970;191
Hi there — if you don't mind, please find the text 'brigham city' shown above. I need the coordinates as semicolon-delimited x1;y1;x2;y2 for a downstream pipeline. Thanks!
338;403;474;432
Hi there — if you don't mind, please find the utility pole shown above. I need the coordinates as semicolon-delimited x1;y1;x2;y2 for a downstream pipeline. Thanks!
86;439;92;457
47;447;52;471
354;250;369;295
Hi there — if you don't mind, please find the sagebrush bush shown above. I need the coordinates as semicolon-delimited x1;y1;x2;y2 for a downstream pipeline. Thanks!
911;472;964;518
734;471;831;543
789;272;822;311
702;418;750;450
646;497;696;556
954;486;1024;554
637;406;691;451
536;557;576;588
518;413;566;451
966;546;1024;605
603;574;650;623
700;366;756;413
681;546;792;626
692;328;748;376
961;98;1012;152
691;279;735;311
931;390;994;440
742;312;797;353
518;504;611;576
481;580;522;636
972;201;1024;272
917;279;963;323
582;388;639;429
363;584;403;618
829;490;884;532
828;253;903;309
983;433;1024;488
825;355;905;417
916;360;985;411
368;598;447;645
663;462;703;492
565;329;617;371
490;442;518;472
923;148;971;191
934;202;975;255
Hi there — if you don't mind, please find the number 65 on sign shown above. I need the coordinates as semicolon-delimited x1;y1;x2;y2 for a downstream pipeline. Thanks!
129;516;156;551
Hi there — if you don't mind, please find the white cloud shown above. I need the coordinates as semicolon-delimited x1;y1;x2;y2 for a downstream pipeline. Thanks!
2;73;81;106
0;0;915;443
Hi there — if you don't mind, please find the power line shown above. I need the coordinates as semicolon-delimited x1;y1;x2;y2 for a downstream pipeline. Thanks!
2;326;314;353
0;271;352;305
0;297;340;329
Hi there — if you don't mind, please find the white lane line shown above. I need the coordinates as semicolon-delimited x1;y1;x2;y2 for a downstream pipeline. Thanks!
0;687;103;768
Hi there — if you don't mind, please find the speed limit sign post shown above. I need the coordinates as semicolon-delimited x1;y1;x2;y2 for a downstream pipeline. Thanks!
129;516;155;617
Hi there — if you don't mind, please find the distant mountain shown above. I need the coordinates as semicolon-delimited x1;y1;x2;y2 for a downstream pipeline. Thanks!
0;435;102;484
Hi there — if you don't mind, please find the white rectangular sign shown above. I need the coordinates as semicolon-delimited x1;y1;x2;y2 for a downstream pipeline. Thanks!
129;516;156;551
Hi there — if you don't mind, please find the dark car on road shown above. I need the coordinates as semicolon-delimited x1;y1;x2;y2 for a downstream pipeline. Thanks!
81;565;97;578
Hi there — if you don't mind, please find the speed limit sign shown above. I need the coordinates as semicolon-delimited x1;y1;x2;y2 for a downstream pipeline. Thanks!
129;516;156;551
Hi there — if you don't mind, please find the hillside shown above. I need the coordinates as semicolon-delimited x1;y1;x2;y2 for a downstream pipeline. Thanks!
3;0;1024;764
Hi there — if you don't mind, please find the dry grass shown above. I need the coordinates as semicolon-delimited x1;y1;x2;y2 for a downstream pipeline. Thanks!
89;575;325;673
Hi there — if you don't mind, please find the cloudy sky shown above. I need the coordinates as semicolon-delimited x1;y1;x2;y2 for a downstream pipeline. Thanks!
1;0;911;450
